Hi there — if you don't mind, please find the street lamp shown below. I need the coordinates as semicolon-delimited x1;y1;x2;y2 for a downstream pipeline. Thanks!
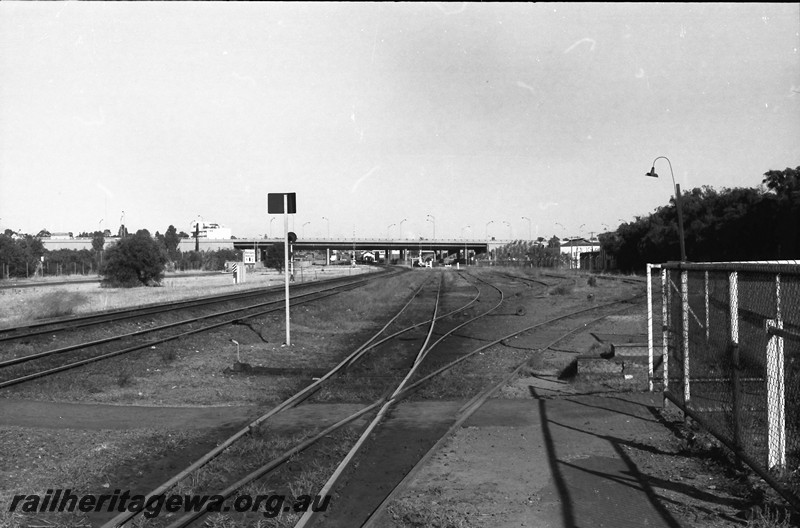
322;217;329;239
270;217;276;238
426;215;436;261
462;225;471;265
646;156;687;261
522;216;531;240
387;223;395;239
426;214;436;239
503;221;512;240
399;218;407;239
485;220;494;239
302;221;311;239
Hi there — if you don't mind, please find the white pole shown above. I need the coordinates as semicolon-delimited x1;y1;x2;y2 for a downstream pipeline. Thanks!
647;263;654;392
766;273;785;469
284;194;291;346
704;271;710;342
682;269;690;406
662;268;669;405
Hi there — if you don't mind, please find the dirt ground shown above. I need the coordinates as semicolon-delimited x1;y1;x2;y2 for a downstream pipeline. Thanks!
0;268;794;528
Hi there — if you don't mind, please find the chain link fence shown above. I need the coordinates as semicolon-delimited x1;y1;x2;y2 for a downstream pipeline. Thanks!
647;261;800;511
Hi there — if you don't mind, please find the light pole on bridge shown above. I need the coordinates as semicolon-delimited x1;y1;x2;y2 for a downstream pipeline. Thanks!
462;225;471;265
522;216;531;240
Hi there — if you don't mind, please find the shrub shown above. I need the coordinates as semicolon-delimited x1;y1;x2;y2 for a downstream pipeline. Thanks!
550;283;574;296
116;369;134;387
587;275;597;287
27;290;88;320
100;230;168;287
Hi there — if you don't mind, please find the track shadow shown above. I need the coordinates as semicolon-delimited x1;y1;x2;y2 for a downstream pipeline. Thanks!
531;386;685;528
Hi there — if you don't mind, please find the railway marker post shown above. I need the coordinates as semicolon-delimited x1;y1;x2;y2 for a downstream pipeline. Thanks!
267;193;297;346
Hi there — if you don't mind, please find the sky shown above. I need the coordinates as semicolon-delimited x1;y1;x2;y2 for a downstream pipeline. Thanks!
1;2;799;242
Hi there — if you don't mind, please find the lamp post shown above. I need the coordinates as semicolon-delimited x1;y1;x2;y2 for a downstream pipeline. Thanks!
321;216;330;265
462;225;471;265
426;214;436;261
426;214;435;239
485;220;494;262
270;217;276;238
302;221;310;239
522;216;531;240
387;223;395;239
503;221;512;240
398;218;407;264
646;156;687;261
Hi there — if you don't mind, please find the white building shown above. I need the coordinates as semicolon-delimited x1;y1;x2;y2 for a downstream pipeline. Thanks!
559;237;599;268
189;221;232;239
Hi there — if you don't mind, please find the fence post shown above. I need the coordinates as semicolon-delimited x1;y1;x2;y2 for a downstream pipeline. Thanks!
682;269;690;411
729;271;743;450
704;271;710;342
662;268;669;408
766;273;785;469
647;264;654;392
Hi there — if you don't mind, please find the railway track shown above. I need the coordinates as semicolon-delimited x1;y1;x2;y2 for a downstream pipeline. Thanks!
2;267;645;528
91;268;645;528
95;269;496;527
0;269;399;389
0;269;393;342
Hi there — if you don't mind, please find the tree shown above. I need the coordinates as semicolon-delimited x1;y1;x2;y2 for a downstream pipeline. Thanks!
600;165;800;271
762;166;800;197
264;244;285;273
100;230;167;287
0;233;44;278
164;225;181;260
36;229;51;238
91;231;105;253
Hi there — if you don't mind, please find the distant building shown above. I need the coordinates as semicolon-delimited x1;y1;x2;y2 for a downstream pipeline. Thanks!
49;232;73;240
560;237;600;269
189;221;232;239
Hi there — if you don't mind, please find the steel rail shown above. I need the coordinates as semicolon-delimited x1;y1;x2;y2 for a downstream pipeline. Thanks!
100;273;438;528
171;276;449;528
360;296;642;528
0;278;370;370
173;274;630;528
0;269;397;341
131;271;597;528
106;271;513;527
294;271;508;527
0;280;373;389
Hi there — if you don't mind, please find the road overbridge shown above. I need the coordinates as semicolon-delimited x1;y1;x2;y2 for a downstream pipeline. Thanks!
231;237;498;262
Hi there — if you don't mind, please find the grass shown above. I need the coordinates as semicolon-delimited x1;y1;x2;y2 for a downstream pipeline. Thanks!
0;266;378;328
744;503;796;527
24;290;89;320
387;490;478;528
549;283;574;296
162;427;361;527
0;426;197;528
